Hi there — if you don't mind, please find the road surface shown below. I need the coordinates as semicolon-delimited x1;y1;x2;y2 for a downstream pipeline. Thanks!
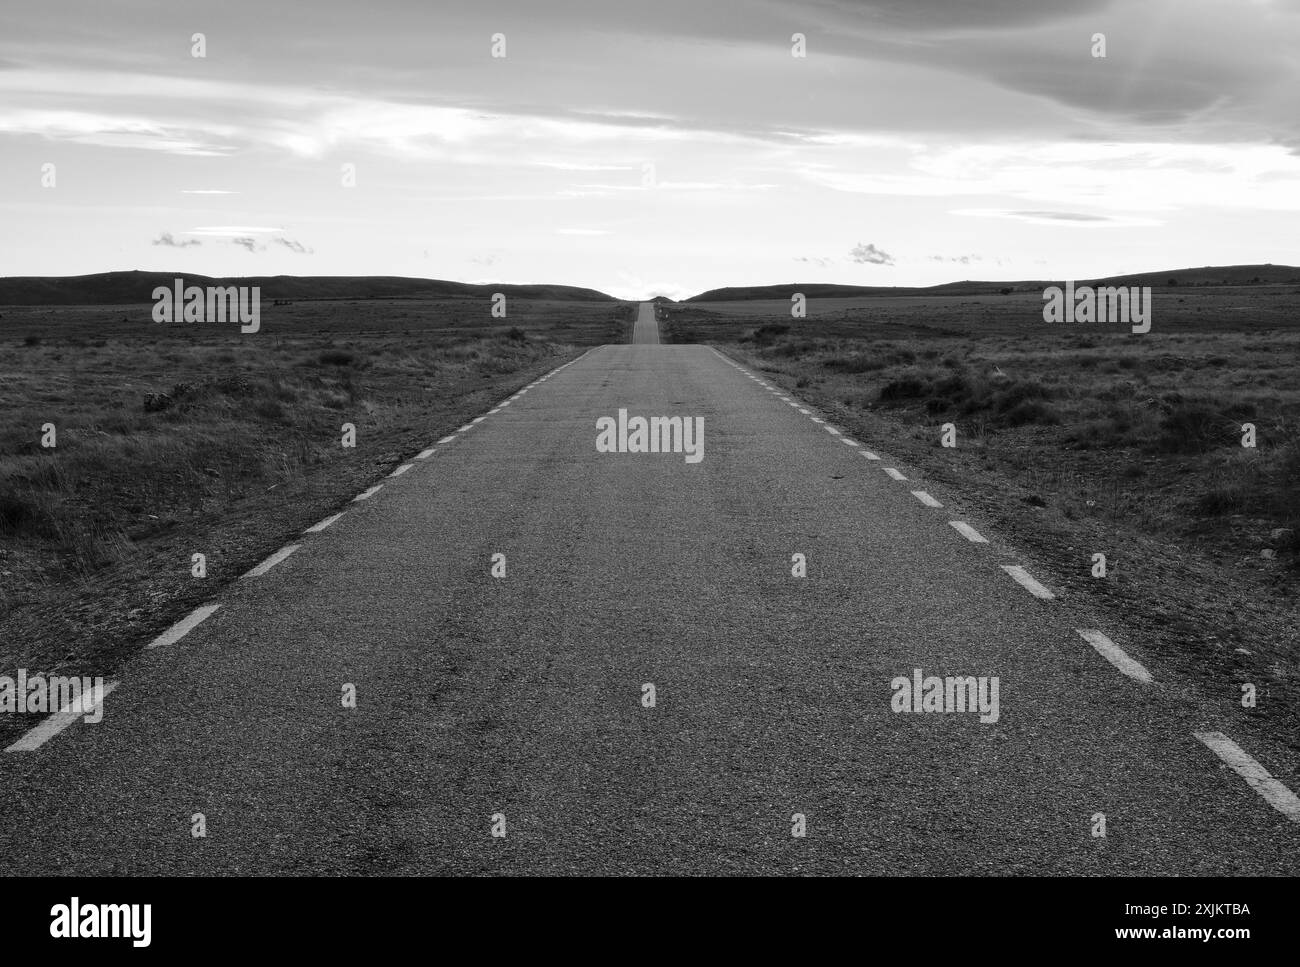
2;303;1298;875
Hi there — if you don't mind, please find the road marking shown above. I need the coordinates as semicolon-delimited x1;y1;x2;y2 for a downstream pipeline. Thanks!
1195;732;1300;823
471;417;486;424
416;447;437;459
911;490;942;508
489;408;502;414
948;521;987;543
841;439;860;447
148;604;220;650
810;417;825;424
5;682;121;753
353;485;382;502
884;468;907;481
304;513;344;533
797;409;810;415
861;450;880;460
1001;565;1055;600
389;464;413;477
437;435;456;444
456;425;473;433
243;544;300;578
1077;630;1153;684
824;426;841;435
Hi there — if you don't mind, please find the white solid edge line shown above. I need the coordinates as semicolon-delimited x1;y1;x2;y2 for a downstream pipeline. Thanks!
1001;565;1056;600
471;417;486;424
243;544;300;578
353;485;382;502
949;521;987;543
884;468;907;481
148;604;220;650
388;464;413;478
416;447;437;460
304;512;345;533
1194;731;1300;822
6;681;121;752
861;451;880;460
911;490;943;508
457;425;473;433
1076;630;1153;684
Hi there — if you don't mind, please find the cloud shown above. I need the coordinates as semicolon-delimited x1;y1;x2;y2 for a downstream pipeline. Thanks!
849;242;894;265
230;237;259;253
928;254;983;264
272;235;314;254
152;232;201;247
795;256;835;267
951;208;1163;226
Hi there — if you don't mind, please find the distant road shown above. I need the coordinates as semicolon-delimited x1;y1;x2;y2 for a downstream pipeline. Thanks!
2;302;1298;874
632;301;660;344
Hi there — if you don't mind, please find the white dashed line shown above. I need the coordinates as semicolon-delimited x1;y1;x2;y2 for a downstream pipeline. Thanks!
948;521;987;543
304;513;344;533
388;464;413;477
841;439;860;447
810;417;825;424
824;426;841;435
148;604;220;650
436;435;456;444
471;417;486;424
1195;732;1300;823
353;485;382;502
457;424;473;433
1076;630;1152;684
797;409;810;415
416;447;437;459
861;450;880;460
884;468;907;481
5;682;120;753
243;544;300;578
1000;565;1055;600
911;491;942;508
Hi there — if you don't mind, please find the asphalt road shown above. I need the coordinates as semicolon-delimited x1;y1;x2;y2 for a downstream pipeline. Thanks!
632;300;660;344
2;304;1298;875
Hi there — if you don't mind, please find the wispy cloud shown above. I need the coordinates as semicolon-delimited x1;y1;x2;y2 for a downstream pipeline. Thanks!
152;232;201;247
849;242;894;265
272;236;314;254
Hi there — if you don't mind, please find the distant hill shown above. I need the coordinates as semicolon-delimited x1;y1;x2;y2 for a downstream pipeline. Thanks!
0;271;617;306
686;265;1300;302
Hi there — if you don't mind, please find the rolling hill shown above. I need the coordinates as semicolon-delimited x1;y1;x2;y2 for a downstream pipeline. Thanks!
0;271;617;306
685;264;1300;302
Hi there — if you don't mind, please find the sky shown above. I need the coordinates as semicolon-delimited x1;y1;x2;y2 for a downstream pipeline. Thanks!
2;0;1299;299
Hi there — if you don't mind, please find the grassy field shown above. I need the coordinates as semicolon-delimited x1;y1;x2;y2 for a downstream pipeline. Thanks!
0;297;631;722
664;287;1300;752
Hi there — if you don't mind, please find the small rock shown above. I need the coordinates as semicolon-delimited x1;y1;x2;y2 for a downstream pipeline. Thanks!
1270;528;1293;541
1260;548;1276;560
